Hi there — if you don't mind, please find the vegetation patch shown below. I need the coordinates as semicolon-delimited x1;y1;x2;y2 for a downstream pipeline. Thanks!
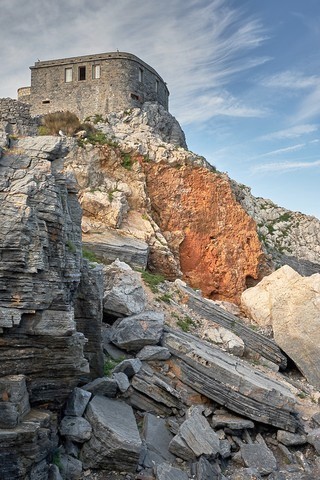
157;292;173;303
176;315;196;332
104;356;125;376
121;152;133;170
140;270;165;293
39;111;81;136
66;239;76;253
82;247;99;263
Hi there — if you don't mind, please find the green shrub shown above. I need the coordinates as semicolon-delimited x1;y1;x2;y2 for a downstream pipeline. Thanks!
39;111;81;136
140;270;165;293
157;293;173;303
82;247;99;262
121;152;133;170
66;239;76;253
104;356;125;376
177;316;196;332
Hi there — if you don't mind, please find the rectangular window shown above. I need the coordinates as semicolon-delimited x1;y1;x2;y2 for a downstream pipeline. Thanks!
156;79;159;93
139;67;144;83
92;64;101;79
65;68;72;82
78;66;86;81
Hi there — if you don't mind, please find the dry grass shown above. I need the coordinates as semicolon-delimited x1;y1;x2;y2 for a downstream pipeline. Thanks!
39;111;81;136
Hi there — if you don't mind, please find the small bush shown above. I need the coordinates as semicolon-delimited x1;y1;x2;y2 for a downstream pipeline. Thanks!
66;239;76;253
157;293;173;303
140;270;165;293
86;131;108;145
39;111;81;136
104;356;125;376
82;247;99;262
121;152;133;170
177;316;196;332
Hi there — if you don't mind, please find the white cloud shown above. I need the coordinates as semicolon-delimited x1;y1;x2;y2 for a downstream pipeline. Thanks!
262;70;319;89
261;124;318;140
252;159;320;174
257;144;305;158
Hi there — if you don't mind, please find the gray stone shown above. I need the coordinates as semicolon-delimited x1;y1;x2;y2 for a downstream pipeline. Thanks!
211;413;255;430
307;428;320;453
228;468;262;480
59;454;82;480
112;372;130;393
156;462;189;480
0;375;30;428
59;416;92;443
113;358;142;378
220;439;232;458
82;377;118;397
163;329;300;432
110;311;164;351
277;430;307;446
64;388;91;417
103;259;146;317
142;413;175;463
177;406;221;457
48;464;64;480
137;346;171;361
169;434;196;461
101;325;131;359
192;456;221;480
240;443;277;475
81;396;142;471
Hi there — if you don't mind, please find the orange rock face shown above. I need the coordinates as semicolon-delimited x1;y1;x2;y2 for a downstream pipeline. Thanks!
144;163;265;304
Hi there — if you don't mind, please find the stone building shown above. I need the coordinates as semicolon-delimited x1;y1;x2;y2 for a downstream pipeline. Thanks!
18;51;169;119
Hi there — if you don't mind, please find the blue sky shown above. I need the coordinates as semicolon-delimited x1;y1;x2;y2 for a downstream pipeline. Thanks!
1;0;319;218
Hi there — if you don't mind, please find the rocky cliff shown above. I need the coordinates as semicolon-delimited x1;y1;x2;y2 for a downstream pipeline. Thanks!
1;99;320;480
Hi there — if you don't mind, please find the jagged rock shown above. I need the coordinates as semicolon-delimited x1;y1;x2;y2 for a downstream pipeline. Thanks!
59;416;92;443
112;372;130;393
75;261;104;380
228;468;262;479
64;388;91;417
163;329;299;432
201;325;245;357
110;311;164;351
307;428;320;454
155;462;189;480
82;230;149;270
0;375;30;428
0;409;57;480
113;358;142;378
81;396;142;471
103;259;146;317
170;406;220;458
59;454;82;480
48;464;63;480
211;413;255;430
101;325;131;359
169;434;197;461
131;364;184;412
82;377;118;397
177;281;286;368
81;189;129;228
142;413;175;463
241;265;320;388
191;456;221;480
240;443;277;475
277;430;307;446
137;345;171;361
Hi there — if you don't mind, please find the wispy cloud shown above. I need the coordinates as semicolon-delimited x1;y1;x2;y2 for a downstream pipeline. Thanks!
0;0;269;124
252;159;320;174
262;70;319;89
257;144;305;158
260;124;318;140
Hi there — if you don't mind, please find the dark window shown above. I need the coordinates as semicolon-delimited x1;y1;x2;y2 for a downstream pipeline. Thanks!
42;100;50;104
78;66;86;81
156;79;159;93
131;93;139;101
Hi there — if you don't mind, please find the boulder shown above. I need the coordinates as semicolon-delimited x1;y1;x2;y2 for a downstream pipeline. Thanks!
307;428;320;454
211;412;254;430
142;413;175;463
59;416;92;443
240;443;277;475
241;265;320;388
64;388;91;417
0;375;30;428
110;311;164;351
82;377;118;397
137;345;171;361
155;462;189;480
103;259;146;317
191;456;221;480
112;372;130;393
81;396;142;471
277;430;307;447
59;454;82;480
113;358;142;378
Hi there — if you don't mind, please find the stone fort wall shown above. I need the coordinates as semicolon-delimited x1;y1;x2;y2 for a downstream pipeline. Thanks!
0;98;38;136
20;51;169;120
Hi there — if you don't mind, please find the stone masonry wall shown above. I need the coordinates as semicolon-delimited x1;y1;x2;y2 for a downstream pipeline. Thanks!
26;52;169;119
0;98;38;136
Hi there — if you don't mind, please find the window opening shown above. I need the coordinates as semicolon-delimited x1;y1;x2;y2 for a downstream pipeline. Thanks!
92;64;101;79
156;79;159;93
78;66;86;81
131;93;139;101
138;67;144;83
42;100;50;104
65;68;72;82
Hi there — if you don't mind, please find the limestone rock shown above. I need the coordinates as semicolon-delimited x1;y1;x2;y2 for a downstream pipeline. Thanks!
81;189;128;229
191;456;221;480
202;325;245;357
59;454;82;480
81;396;142;471
307;428;320;454
163;329;299;431
142;413;175;463
0;375;30;428
241;265;320;388
211;413;254;430
277;430;307;446
112;372;130;393
155;462;189;480
113;358;142;378
64;388;91;417
103;259;146;317
110;311;164;351
137;345;171;361
59;416;92;443
240;443;277;475
82;377;118;397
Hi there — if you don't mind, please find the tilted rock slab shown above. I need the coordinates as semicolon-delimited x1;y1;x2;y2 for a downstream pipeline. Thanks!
241;265;320;388
81;396;142;471
180;282;287;369
163;330;300;432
